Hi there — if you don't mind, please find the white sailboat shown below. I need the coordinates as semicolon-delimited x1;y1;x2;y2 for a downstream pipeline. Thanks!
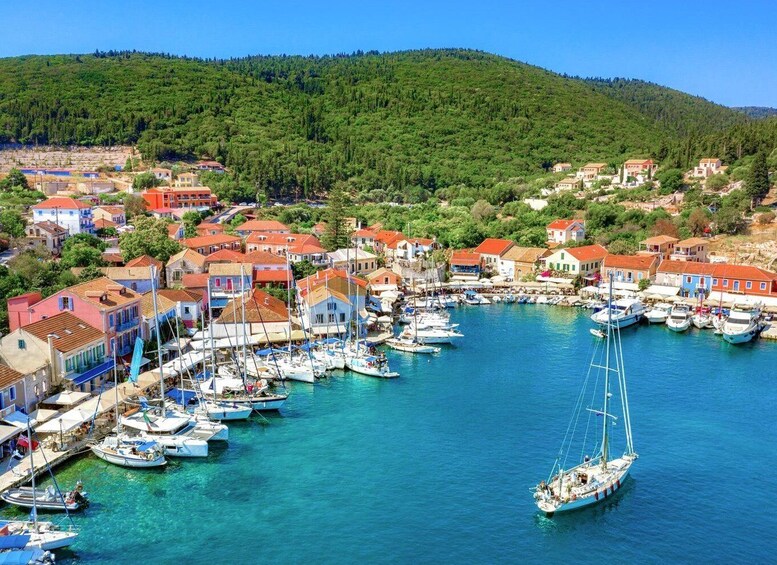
90;344;167;468
535;281;637;516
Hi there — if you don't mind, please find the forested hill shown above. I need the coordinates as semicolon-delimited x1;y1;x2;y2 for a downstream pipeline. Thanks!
0;49;751;200
581;78;748;137
733;106;777;119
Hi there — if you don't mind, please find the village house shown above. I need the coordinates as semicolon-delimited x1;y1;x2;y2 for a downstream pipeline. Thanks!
395;238;436;262
104;266;157;294
157;289;203;330
244;233;320;256
601;254;659;285
24;221;68;255
212;288;292;340
196;160;225;173
31;197;94;235
287;242;328;267
174;172;200;187
692;158;724;178
638;235;678;260
181;234;242;256
166;248;207;286
167;223;186;240
203;249;247;268
180;274;209;304
656;260;777;298
92;205;126;226
372;230;406;257
499;247;550;281
449;250;481;279
669;237;709;263
150;168;173;183
655;260;715;297
0;365;40;423
233;220;290;236
7;278;141;357
296;269;368;320
544;244;608;278
297;271;368;338
139;292;177;342
622;159;657;179
553;177;582;192
552;163;572;173
195;222;226;237
546;219;585;245
0;311;109;394
207;263;254;314
243;250;291;289
474;238;514;274
352;229;377;249
577;163;608;181
327;248;378;275
366;268;401;294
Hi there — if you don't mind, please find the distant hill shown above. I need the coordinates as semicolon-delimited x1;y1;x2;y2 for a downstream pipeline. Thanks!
0;50;756;200
733;106;777;119
581;78;749;137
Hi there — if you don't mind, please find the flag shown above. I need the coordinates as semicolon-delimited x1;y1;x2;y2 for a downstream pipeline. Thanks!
128;337;145;383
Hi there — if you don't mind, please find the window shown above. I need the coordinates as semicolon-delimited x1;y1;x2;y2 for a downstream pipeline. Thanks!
686;276;692;283
315;314;324;324
712;278;718;286
60;296;71;310
17;339;25;350
109;314;114;327
760;282;767;290
339;313;346;322
9;387;15;402
723;279;728;287
327;303;336;311
328;314;335;323
184;306;191;314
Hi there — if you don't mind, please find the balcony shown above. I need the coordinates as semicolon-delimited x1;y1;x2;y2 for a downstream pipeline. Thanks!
0;404;16;420
115;319;137;332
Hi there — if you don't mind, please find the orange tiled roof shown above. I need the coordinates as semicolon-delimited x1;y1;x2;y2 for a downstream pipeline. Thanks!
243;250;287;265
181;234;241;248
450;250;481;266
22;312;104;352
217;288;288;323
474;238;514;256
640;235;679;245
204;249;246;264
157;289;202;303
561;244;608;262
235;220;289;232
547;219;582;230
603;254;658;270
32;197;91;210
0;365;24;388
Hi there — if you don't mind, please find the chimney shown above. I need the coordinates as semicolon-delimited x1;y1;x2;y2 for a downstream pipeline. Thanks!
46;334;61;386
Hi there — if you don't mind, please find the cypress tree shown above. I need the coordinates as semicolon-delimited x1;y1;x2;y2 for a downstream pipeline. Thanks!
746;152;770;206
321;182;353;251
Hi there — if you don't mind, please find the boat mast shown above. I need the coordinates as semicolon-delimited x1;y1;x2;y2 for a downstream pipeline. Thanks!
207;279;217;404
286;245;292;354
150;265;166;404
113;343;120;435
26;420;38;531
601;277;613;467
240;265;248;378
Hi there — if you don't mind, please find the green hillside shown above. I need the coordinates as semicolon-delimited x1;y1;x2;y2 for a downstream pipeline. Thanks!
582;78;748;136
0;49;749;201
733;106;777;120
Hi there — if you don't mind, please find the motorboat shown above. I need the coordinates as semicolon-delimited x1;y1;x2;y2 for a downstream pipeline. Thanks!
385;337;441;354
644;303;672;324
403;326;464;344
1;520;79;551
1;483;88;512
591;298;645;328
721;302;763;344
90;435;166;468
464;290;490;305
589;328;606;339
666;303;692;332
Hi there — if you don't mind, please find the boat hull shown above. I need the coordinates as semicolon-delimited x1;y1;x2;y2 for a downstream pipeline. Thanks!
722;328;759;344
90;445;166;468
30;531;79;551
538;466;632;516
667;319;691;332
0;489;85;512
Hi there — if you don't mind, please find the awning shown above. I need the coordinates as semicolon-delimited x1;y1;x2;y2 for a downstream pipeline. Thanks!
42;391;91;406
0;424;21;444
644;285;681;297
612;281;639;292
35;408;94;434
66;359;115;386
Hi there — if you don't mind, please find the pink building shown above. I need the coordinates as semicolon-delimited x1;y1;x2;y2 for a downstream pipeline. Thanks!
8;277;142;357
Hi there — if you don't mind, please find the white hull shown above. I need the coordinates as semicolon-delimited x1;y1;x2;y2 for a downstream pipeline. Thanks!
204;402;253;421
386;339;440;354
722;326;759;344
345;358;399;378
190;418;229;441
691;315;714;329
592;313;641;328
537;463;632;516
90;444;166;468
644;313;668;324
666;318;691;332
29;530;79;551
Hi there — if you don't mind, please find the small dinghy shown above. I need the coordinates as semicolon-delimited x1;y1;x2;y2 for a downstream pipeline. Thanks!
1;482;88;512
589;328;606;339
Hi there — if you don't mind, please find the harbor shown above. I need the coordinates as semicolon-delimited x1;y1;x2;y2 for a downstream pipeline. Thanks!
4;304;770;564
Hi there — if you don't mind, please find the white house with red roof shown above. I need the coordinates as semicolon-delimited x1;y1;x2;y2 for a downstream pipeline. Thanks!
546;219;585;245
395;238;436;261
601;255;658;285
473;238;514;274
234;220;290;237
31;197;94;235
352;228;376;249
544;244;608;277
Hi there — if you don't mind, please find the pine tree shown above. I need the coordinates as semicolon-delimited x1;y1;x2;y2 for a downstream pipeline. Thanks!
321;182;353;251
745;152;770;207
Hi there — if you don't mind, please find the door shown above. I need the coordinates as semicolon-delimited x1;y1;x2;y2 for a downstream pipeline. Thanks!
733;281;740;291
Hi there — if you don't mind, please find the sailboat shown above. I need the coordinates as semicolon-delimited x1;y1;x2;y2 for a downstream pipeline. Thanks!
534;280;637;516
90;342;167;468
387;294;441;354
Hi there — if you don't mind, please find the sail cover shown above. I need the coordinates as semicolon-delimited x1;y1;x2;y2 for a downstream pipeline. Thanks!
128;337;145;383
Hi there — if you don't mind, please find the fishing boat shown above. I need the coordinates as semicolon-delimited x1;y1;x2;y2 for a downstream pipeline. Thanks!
644;302;672;324
721;302;763;344
385;337;441;354
666;303;692;332
1;483;87;512
535;280;637;516
590;298;645;328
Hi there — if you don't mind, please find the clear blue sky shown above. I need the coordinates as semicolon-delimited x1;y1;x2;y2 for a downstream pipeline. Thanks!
3;0;776;107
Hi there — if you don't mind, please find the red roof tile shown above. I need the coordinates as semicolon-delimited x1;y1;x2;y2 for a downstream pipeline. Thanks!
657;260;716;275
562;244;608;262
243;250;287;265
182;234;241;249
181;273;209;289
547;219;582;230
32;197;91;210
603;254;657;270
236;220;289;232
204;249;246;264
474;238;514;256
253;269;293;283
450;250;481;266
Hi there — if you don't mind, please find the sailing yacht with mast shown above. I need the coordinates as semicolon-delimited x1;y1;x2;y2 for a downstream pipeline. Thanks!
534;280;637;516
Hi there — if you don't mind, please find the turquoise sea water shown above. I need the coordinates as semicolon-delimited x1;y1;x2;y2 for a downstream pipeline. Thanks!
10;305;777;564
